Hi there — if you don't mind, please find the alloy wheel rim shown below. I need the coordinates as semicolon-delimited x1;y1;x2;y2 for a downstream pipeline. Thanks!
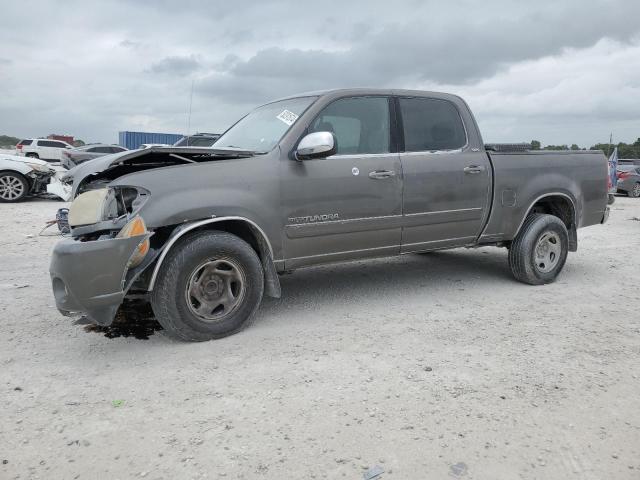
185;258;246;322
534;231;562;273
0;175;25;200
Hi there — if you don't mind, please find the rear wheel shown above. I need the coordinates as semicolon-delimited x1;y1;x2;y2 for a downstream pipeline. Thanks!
0;172;29;202
151;230;264;341
629;183;640;198
25;153;39;159
508;214;569;285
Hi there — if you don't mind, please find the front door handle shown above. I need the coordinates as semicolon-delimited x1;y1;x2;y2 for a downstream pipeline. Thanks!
463;165;485;174
368;170;396;179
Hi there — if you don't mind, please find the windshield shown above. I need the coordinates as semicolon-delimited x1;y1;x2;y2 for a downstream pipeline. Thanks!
214;96;317;152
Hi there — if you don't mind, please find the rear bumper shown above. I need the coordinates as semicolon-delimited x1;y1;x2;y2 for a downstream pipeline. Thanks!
49;235;149;325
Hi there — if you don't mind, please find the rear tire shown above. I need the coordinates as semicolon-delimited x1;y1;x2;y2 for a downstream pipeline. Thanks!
151;230;264;341
0;171;29;202
629;183;640;198
508;214;569;285
25;153;39;159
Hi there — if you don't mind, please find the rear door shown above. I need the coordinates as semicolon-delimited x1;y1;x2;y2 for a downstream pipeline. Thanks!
398;96;491;252
281;96;402;268
36;140;55;160
39;140;67;160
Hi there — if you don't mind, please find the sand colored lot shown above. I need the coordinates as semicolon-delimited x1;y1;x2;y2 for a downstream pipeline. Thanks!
1;197;639;479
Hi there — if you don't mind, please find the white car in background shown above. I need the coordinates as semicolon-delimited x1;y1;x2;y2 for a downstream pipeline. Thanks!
16;138;73;161
0;153;57;202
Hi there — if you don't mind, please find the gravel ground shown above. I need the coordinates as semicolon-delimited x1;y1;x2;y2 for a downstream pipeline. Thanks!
1;197;639;480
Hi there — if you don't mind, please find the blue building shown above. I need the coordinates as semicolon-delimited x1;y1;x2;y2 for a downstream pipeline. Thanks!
119;131;183;150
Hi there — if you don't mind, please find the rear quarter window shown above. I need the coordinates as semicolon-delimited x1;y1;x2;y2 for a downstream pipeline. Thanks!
18;139;33;146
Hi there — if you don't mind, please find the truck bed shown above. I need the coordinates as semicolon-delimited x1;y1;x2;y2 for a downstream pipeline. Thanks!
479;150;608;243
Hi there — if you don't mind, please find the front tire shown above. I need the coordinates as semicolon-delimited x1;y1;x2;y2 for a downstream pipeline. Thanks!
151;230;264;341
0;171;29;202
508;214;569;285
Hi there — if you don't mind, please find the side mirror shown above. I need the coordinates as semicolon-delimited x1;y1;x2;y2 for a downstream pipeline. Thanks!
295;131;336;160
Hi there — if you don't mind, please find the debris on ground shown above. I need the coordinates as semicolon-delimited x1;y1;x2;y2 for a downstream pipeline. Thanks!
363;465;385;479
449;462;468;477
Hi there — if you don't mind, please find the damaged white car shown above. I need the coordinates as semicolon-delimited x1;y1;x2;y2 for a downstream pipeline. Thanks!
0;153;58;202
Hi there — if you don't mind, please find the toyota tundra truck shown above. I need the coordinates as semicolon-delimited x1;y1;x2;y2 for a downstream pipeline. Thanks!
49;89;610;341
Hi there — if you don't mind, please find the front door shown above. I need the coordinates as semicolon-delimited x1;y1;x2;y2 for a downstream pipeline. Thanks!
397;96;492;252
281;96;402;269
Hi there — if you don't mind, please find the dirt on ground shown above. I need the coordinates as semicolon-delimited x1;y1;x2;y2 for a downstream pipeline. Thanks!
1;197;639;480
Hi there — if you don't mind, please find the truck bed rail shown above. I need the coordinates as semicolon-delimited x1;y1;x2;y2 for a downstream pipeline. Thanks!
485;143;532;152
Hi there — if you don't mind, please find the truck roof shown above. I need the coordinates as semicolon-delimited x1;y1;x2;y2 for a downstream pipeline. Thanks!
273;88;464;103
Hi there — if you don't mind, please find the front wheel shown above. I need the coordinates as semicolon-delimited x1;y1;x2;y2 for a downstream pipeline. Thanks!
151;230;264;341
508;214;569;285
0;172;29;202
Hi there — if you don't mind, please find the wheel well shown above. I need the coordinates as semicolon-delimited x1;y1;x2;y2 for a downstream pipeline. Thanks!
528;195;575;229
523;195;577;251
147;218;281;298
189;220;265;260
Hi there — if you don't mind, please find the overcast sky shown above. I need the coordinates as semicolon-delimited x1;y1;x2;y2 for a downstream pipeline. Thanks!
1;0;639;146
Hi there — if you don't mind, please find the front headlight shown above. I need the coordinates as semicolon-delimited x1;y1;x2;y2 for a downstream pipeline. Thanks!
68;188;114;227
68;186;150;228
26;162;53;173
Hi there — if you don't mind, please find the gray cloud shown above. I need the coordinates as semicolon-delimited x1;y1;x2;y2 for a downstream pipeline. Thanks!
148;55;202;75
0;0;639;146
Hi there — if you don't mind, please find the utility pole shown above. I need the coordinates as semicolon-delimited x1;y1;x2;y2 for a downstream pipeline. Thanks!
186;79;194;146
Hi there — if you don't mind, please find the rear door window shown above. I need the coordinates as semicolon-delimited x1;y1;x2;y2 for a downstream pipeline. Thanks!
40;140;66;148
399;97;467;152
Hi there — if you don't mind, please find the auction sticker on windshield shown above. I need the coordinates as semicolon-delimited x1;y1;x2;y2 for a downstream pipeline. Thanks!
276;110;299;126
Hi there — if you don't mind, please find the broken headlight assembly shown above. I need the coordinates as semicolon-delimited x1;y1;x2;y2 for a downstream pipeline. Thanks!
68;186;151;235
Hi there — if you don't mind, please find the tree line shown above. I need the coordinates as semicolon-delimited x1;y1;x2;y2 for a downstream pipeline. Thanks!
531;138;640;158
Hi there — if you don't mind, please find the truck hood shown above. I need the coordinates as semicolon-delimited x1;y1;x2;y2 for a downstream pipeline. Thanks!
68;146;256;197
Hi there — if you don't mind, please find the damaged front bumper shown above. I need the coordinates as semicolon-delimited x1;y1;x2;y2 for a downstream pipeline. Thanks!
50;234;151;326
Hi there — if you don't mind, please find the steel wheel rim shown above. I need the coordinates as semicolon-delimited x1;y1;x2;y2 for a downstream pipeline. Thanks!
0;175;25;200
534;231;561;273
185;257;246;322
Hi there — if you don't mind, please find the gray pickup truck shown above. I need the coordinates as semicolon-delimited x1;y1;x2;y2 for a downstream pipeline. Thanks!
50;88;610;341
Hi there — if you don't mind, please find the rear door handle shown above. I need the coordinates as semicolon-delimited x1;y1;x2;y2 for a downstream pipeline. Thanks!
463;165;485;174
368;170;396;179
